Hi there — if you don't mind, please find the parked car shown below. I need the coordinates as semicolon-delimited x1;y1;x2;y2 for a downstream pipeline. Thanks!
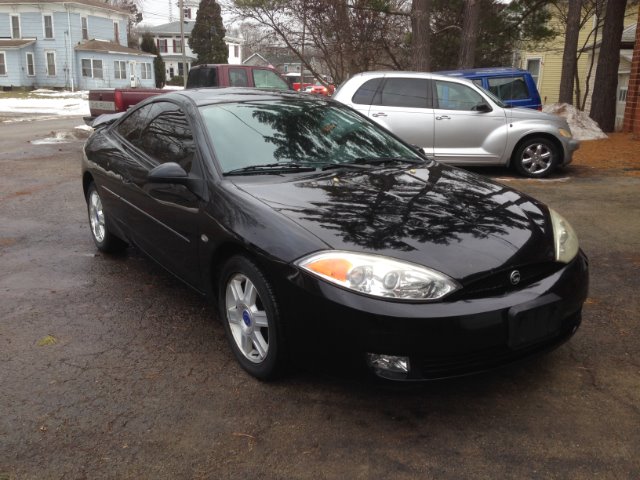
82;88;588;381
333;71;579;178
304;82;336;96
87;64;289;120
436;67;542;110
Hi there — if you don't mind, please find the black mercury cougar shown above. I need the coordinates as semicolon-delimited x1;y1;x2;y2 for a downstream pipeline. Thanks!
81;88;589;381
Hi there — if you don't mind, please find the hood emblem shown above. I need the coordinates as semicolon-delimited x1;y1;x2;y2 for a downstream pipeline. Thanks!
510;270;521;285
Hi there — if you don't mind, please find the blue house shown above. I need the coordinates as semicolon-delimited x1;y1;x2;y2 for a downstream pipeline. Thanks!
0;0;155;90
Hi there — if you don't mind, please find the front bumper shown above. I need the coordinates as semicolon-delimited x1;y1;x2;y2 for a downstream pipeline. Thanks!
276;251;588;380
561;138;581;166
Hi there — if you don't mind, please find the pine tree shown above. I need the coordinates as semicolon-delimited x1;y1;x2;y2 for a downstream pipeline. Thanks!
140;32;166;88
189;0;228;64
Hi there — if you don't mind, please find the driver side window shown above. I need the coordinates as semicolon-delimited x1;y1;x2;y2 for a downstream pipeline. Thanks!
435;81;485;111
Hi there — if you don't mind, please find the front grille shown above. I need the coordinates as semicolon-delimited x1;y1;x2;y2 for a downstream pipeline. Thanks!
450;262;563;301
413;311;580;380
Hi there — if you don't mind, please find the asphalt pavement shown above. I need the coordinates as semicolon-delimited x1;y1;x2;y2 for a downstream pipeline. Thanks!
1;116;639;479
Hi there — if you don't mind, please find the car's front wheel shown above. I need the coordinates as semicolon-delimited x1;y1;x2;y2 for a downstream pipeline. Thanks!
219;255;286;380
86;182;127;253
513;137;559;178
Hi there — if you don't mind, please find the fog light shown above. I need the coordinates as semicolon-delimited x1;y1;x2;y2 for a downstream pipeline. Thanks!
366;353;410;380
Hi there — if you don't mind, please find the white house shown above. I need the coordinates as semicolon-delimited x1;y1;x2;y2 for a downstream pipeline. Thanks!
142;0;242;80
0;0;155;90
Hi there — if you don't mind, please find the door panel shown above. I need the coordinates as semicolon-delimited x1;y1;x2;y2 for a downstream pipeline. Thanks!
433;80;507;164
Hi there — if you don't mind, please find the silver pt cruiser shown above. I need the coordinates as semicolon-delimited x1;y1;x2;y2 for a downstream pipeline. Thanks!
333;71;580;178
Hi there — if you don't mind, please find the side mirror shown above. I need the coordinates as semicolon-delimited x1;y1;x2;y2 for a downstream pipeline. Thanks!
148;162;188;183
147;162;205;198
473;103;492;113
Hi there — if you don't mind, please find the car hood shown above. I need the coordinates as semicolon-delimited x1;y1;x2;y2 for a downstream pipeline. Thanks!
233;162;555;281
508;107;564;124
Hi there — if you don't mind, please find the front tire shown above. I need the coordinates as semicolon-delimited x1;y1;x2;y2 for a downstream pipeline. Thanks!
219;255;286;380
513;137;559;178
86;183;127;253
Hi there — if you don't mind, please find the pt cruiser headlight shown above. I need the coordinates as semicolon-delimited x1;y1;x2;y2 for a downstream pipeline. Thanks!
550;208;579;263
295;251;460;301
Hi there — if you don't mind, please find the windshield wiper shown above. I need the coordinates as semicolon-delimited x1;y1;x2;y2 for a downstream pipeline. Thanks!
225;162;316;176
321;162;372;171
353;156;426;166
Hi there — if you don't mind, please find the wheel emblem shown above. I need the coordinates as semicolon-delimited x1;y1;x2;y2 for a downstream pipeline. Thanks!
242;310;251;326
510;270;521;285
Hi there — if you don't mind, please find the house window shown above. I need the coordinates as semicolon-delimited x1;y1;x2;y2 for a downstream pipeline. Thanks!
183;8;191;19
46;51;56;76
43;15;54;39
173;39;183;53
234;45;239;58
114;22;120;44
0;52;6;75
81;58;103;79
178;62;185;77
81;17;88;40
141;63;152;80
157;39;168;53
618;87;628;102
114;61;127;79
11;15;20;39
526;58;541;86
26;52;35;76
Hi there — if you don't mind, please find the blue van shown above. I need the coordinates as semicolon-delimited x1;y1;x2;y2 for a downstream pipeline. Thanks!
436;67;542;110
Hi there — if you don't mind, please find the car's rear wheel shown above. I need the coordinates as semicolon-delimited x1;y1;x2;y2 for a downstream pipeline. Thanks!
219;255;286;380
513;137;559;178
86;183;127;253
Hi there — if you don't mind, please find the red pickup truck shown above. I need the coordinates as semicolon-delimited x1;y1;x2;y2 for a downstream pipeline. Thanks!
87;64;290;120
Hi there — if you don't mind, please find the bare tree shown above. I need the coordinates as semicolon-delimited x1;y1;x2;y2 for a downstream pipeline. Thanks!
590;0;628;131
457;0;481;69
559;0;583;103
411;0;431;71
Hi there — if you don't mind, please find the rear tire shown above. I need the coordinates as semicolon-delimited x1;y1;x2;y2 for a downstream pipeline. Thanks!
86;183;127;253
513;137;559;178
218;255;286;380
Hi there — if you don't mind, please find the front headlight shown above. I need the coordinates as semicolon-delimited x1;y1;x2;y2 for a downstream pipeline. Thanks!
549;208;579;263
295;251;460;301
558;128;573;138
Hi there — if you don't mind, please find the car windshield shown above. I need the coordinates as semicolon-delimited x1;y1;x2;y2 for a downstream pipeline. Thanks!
199;100;424;174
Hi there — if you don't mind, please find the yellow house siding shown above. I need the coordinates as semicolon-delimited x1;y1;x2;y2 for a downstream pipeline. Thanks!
519;5;637;108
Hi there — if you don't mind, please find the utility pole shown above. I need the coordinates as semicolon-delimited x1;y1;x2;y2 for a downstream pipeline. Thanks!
179;0;187;87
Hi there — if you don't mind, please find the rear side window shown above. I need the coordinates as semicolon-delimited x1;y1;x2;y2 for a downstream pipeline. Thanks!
434;81;484;111
188;67;218;88
252;69;289;89
487;76;530;100
229;68;249;87
352;78;383;105
377;78;430;108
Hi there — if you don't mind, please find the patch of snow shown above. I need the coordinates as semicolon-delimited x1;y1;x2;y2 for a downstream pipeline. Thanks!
163;85;184;90
543;103;608;141
0;90;89;116
31;130;87;145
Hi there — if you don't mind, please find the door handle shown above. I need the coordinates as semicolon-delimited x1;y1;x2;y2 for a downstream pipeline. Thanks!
436;115;451;120
371;112;388;118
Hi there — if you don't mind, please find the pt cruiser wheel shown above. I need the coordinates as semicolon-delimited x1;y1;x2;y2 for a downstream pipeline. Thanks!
86;183;127;253
513;137;559;178
219;255;285;380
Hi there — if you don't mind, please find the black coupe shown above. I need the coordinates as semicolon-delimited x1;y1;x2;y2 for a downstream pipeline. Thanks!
82;88;588;381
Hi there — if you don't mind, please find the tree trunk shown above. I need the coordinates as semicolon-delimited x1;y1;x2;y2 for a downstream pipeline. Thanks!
457;0;481;69
411;0;431;71
559;0;583;104
590;0;628;132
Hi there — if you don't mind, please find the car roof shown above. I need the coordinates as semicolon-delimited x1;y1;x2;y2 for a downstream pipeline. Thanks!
345;71;467;82
435;67;529;77
162;87;324;107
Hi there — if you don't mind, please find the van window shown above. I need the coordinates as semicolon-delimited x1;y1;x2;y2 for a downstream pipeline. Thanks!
434;81;484;111
229;68;249;87
377;78;429;108
488;76;529;101
188;67;218;88
252;69;289;89
352;78;382;105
